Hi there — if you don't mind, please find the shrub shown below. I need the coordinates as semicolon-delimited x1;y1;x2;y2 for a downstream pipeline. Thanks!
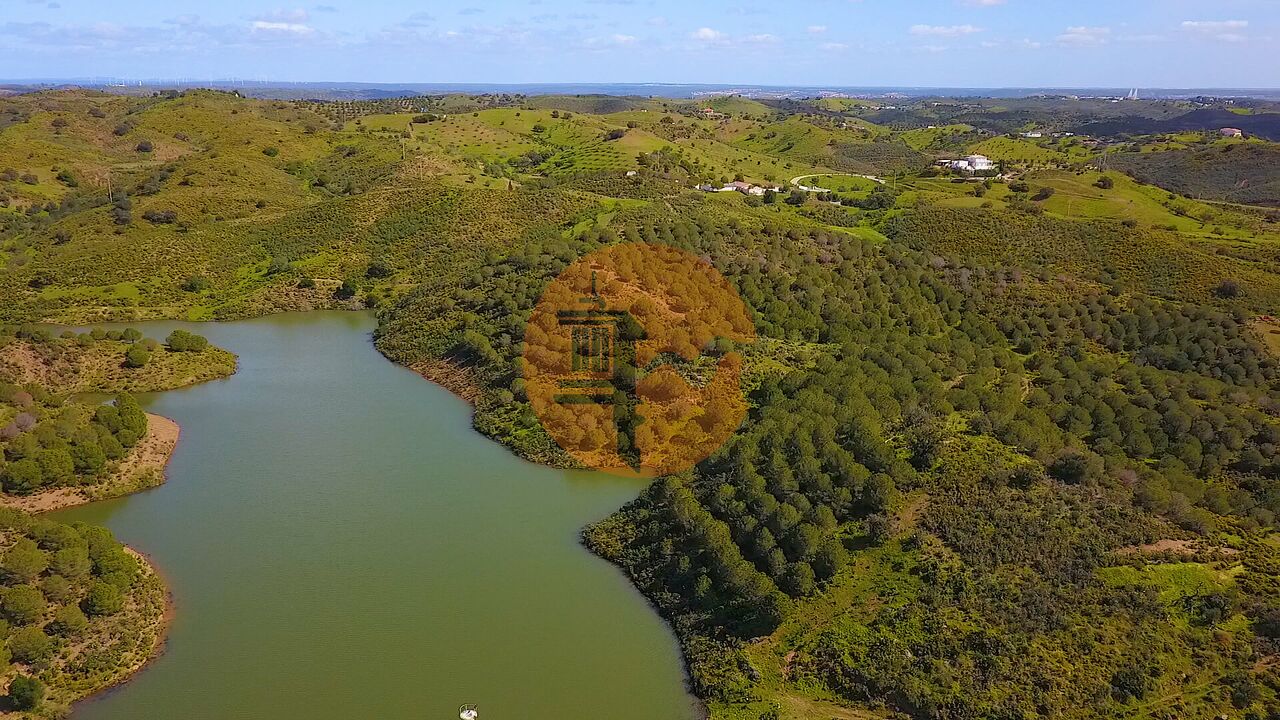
180;275;209;292
165;329;209;353
49;605;89;637
2;539;47;584
1095;175;1115;189
142;209;177;224
82;581;124;616
7;627;53;663
41;575;73;604
1215;279;1242;298
266;257;291;276
297;277;316;289
366;260;393;279
135;140;154;153
1;585;45;625
123;346;150;368
262;147;279;157
7;674;44;711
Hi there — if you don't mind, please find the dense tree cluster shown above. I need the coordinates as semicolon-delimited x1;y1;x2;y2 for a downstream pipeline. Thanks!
0;387;146;495
0;508;142;712
391;198;1280;714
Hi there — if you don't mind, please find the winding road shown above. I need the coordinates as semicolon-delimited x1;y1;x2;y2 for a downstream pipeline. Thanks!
790;173;886;192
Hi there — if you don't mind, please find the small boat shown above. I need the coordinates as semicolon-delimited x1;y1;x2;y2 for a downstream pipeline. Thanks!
459;704;479;720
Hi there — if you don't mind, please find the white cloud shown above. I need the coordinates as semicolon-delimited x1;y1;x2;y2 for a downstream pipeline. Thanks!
250;20;314;34
1181;20;1248;31
254;8;309;23
1182;20;1249;42
690;26;725;42
910;24;982;36
582;33;636;48
1056;25;1110;45
807;25;827;34
820;41;848;50
743;33;777;43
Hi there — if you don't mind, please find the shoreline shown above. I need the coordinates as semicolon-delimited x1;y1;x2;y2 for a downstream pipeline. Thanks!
0;413;180;514
65;547;176;711
0;414;179;716
9;310;692;715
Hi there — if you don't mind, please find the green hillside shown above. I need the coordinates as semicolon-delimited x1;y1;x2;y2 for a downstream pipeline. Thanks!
1108;143;1280;207
6;89;1280;720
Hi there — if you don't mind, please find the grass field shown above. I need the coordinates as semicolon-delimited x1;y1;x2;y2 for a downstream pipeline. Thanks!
970;136;1072;165
899;124;973;150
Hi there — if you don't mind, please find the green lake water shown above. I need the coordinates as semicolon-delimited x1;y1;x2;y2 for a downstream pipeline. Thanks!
51;311;695;720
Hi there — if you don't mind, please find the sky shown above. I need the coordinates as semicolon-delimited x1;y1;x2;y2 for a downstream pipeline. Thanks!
2;0;1278;88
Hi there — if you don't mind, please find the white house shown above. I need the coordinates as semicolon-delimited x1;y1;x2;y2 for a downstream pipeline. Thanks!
968;155;995;172
947;155;995;174
1221;128;1244;138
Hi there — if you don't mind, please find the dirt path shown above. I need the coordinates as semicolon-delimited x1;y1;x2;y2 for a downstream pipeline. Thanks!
790;173;886;192
0;413;179;513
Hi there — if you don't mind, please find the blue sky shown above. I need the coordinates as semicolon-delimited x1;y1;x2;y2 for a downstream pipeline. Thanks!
3;0;1277;87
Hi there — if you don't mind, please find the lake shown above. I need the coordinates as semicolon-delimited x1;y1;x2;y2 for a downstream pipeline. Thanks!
52;311;695;720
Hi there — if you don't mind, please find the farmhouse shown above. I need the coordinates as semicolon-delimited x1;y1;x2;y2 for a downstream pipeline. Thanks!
698;181;777;196
1220;127;1244;138
945;154;996;174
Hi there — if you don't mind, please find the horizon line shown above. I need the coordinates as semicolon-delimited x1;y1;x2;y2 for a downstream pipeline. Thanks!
4;79;1280;93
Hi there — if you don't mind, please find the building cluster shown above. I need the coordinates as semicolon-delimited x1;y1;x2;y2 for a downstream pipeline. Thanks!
697;180;783;196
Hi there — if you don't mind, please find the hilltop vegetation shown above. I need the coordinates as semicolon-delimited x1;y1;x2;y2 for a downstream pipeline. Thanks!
5;88;1280;719
1107;143;1280;207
